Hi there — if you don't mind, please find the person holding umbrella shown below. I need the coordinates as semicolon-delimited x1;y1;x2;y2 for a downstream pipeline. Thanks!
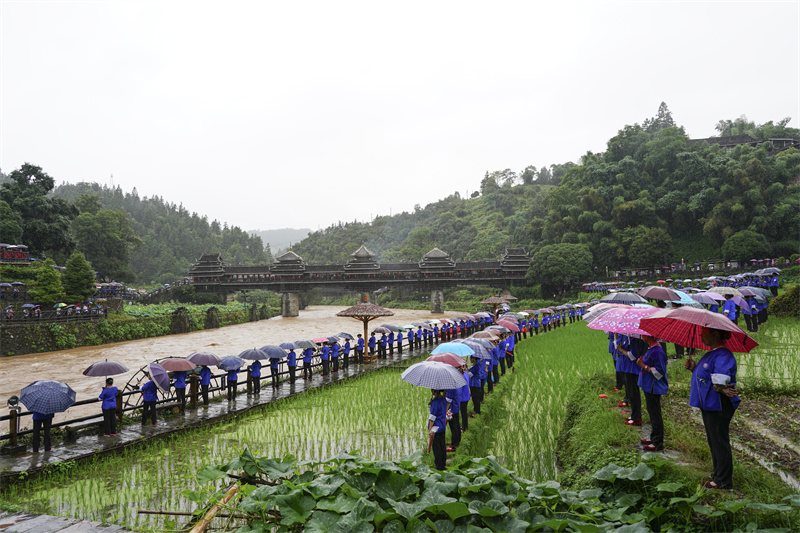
227;365;239;400
140;373;158;425
445;384;461;452
331;340;340;372
99;378;118;436
249;359;262;394
722;295;737;324
616;334;644;426
287;349;297;383
469;355;484;416
269;356;280;387
396;330;403;355
342;340;350;370
302;346;314;379
356;333;364;363
200;365;211;406
685;327;741;490
428;390;448;470
32;411;54;452
636;336;668;451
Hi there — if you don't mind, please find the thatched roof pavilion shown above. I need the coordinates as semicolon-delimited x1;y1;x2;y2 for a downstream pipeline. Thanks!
336;303;395;359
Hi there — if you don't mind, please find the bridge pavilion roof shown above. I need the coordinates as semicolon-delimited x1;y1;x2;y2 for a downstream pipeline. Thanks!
345;245;380;271
189;253;226;276
271;250;306;273
500;248;530;271
419;247;455;272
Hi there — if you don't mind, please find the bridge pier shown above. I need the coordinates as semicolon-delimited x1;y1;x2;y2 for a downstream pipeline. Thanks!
281;292;300;317
430;289;444;314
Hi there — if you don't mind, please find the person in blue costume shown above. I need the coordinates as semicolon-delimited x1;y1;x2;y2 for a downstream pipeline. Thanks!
287;349;297;383
368;333;377;359
356;334;365;364
708;301;719;314
397;331;403;355
172;370;188;411
770;274;779;297
486;340;498;393
637;335;668;451
378;334;387;359
342;340;350;370
469;356;484;415
331;341;340;372
616;334;644;425
415;327;423;349
506;330;515;370
542;313;550;332
302;347;314;379
722;295;737;324
99;377;119;435
269;357;280;387
533;315;539;335
428;389;448;470
685;327;741;490
200;365;211;406
249;360;261;394
742;296;757;333
388;331;395;356
320;343;330;375
610;332;624;391
227;365;239;400
445;385;461;451
433;325;440;344
497;334;507;377
459;367;470;432
140;373;158;424
32;411;54;452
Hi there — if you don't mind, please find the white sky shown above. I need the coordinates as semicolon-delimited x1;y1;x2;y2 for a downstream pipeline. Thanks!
2;0;798;234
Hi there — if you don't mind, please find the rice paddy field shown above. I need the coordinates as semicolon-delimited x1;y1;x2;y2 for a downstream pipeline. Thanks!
2;370;431;530
737;317;800;384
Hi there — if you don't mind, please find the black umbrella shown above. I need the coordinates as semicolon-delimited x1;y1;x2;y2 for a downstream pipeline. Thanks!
335;332;355;340
378;324;400;333
293;339;317;350
83;359;129;377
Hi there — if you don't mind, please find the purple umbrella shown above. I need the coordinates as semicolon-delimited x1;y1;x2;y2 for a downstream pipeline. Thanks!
257;345;287;359
83;359;129;377
187;351;221;366
148;363;171;393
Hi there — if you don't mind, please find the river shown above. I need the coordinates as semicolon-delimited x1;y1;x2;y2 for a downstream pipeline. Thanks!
0;306;464;423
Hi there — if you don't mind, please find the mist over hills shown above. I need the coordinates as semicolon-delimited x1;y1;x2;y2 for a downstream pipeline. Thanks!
248;228;311;255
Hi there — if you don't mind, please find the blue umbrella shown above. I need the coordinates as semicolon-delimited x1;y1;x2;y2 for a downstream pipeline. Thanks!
279;342;301;350
452;339;493;360
401;361;468;390
669;290;704;309
431;342;475;358
20;380;76;414
148;363;171;393
218;355;245;371
259;345;288;359
239;347;267;361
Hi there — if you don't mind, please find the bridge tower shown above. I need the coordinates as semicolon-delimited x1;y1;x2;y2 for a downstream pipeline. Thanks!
271;250;306;317
419;247;455;313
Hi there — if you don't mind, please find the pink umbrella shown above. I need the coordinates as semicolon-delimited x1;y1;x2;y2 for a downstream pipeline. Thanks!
639;307;758;352
587;306;660;335
426;352;467;368
497;320;520;332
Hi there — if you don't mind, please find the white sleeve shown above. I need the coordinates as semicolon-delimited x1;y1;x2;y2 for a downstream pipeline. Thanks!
428;413;437;422
651;368;664;380
711;373;731;386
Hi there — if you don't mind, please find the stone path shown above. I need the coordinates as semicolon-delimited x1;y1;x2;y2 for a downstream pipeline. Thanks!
0;512;129;532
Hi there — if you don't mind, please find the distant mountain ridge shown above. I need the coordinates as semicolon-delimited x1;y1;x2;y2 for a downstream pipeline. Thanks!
249;228;311;254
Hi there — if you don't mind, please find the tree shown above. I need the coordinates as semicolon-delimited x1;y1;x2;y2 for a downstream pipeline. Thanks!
72;209;141;282
520;165;537;185
0;200;23;243
0;164;78;260
526;243;593;295
643;102;676;134
29;259;66;307
63;252;97;301
721;230;771;261
628;227;673;269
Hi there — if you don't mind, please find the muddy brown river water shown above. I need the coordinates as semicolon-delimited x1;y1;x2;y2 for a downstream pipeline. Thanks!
0;306;464;424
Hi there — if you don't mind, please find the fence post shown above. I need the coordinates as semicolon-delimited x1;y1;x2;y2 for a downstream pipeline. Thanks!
9;409;19;446
116;389;124;421
189;374;199;408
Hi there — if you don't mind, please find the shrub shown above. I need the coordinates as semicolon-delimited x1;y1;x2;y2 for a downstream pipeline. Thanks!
771;283;799;317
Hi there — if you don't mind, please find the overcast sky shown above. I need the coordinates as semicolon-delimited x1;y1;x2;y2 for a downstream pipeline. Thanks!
2;0;798;235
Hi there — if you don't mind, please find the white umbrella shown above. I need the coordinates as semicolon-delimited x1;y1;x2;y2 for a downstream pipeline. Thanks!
400;361;468;390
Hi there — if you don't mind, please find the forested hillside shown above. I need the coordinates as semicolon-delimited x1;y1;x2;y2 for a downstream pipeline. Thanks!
294;106;800;282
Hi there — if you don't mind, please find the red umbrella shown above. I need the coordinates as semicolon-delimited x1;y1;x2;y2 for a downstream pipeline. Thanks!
638;285;681;301
426;352;467;368
639;307;758;352
497;320;520;332
656;280;666;284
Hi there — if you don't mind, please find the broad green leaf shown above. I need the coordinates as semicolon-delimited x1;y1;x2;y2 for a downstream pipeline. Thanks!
471;499;508;517
387;498;425;521
593;464;622;481
196;466;229;484
783;494;800;507
257;457;297;479
438;502;471;521
481;514;528;533
307;475;346;498
405;516;433;533
374;511;401;527
383;520;405;533
343;472;377;493
603;508;626;522
578;488;603;500
305;510;342;533
419;487;457;509
316;491;358;513
180;489;206;503
276;491;317;525
397;450;424;467
643;505;667;518
538;518;570;531
656;482;684;493
617;493;641;507
375;470;421;501
611;522;651;533
746;502;792;512
719;500;749;513
432;519;455;533
624;463;654;481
